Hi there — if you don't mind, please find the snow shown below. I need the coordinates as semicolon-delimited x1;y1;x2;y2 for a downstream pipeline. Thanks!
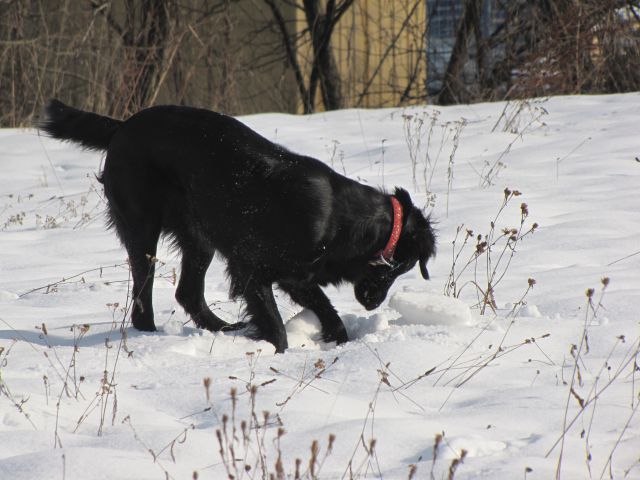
1;94;639;479
388;291;474;327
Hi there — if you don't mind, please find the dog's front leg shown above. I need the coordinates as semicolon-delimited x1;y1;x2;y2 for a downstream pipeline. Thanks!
244;280;288;353
279;283;348;346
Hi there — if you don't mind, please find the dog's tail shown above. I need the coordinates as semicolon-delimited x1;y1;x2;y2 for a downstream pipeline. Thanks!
37;99;122;151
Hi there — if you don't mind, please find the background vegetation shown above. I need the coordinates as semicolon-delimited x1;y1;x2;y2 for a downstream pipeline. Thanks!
1;0;639;126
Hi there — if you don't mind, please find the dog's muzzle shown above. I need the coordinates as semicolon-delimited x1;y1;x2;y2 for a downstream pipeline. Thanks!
354;278;390;311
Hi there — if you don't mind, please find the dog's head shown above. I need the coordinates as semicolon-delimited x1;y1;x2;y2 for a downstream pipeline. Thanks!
354;188;436;310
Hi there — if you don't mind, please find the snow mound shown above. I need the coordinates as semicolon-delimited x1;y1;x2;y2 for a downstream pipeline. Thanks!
285;309;392;347
388;291;474;327
0;290;18;301
342;312;389;339
161;318;185;335
441;435;507;459
285;308;323;348
517;304;543;318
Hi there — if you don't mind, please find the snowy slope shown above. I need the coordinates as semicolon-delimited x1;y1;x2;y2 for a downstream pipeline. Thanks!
1;94;639;479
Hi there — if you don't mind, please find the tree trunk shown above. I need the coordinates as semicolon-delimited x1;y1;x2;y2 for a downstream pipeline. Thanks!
303;0;344;111
438;0;483;105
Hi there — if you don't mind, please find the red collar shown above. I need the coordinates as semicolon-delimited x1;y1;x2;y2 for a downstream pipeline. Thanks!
373;196;403;265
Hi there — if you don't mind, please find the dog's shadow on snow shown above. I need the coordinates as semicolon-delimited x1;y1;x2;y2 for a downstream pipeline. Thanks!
0;322;162;348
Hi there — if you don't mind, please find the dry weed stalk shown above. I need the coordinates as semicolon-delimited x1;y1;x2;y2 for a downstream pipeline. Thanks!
549;278;640;480
444;188;538;314
402;110;466;210
0;338;37;429
271;356;339;410
212;385;335;480
123;415;179;480
482;99;548;187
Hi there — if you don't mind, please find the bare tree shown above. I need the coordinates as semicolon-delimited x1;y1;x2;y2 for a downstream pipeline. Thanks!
437;0;484;105
91;0;172;116
433;0;640;104
264;0;354;113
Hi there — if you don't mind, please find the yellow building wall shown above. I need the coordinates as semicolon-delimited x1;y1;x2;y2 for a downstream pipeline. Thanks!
296;0;427;111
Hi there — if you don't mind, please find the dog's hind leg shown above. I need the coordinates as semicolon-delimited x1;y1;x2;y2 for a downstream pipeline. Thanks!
120;221;162;332
175;243;244;332
280;283;349;345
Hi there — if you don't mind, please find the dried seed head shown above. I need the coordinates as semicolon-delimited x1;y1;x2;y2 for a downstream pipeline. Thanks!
521;203;529;216
528;278;536;287
601;277;610;287
504;187;512;198
328;433;336;451
586;288;595;298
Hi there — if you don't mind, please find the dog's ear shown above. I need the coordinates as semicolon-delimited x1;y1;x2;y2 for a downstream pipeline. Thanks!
393;187;437;279
392;187;415;215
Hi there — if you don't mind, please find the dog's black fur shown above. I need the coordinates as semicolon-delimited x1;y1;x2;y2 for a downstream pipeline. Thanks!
38;100;436;352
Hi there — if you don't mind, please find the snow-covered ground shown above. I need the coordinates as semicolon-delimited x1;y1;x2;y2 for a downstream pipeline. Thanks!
1;94;638;479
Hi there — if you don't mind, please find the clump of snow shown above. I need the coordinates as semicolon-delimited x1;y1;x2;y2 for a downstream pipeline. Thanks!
517;304;543;318
161;317;185;335
389;291;474;326
0;290;18;301
442;435;507;459
342;312;390;339
285;310;391;347
285;308;323;348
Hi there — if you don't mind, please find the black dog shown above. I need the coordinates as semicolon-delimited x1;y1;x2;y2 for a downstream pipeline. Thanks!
39;100;436;352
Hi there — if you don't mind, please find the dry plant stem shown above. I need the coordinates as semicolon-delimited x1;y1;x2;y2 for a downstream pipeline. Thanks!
72;263;138;435
402;110;465;209
123;415;176;480
546;335;640;457
272;356;338;410
363;343;425;412
548;281;640;478
430;433;443;480
53;324;89;448
598;399;640;480
437;332;551;411
19;262;129;297
342;390;380;479
555;285;607;479
0;339;37;429
446;119;466;217
483;101;547;187
0;318;77;399
444;189;537;316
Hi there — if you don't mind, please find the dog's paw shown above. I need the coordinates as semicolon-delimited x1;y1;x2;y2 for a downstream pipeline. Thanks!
323;324;349;345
